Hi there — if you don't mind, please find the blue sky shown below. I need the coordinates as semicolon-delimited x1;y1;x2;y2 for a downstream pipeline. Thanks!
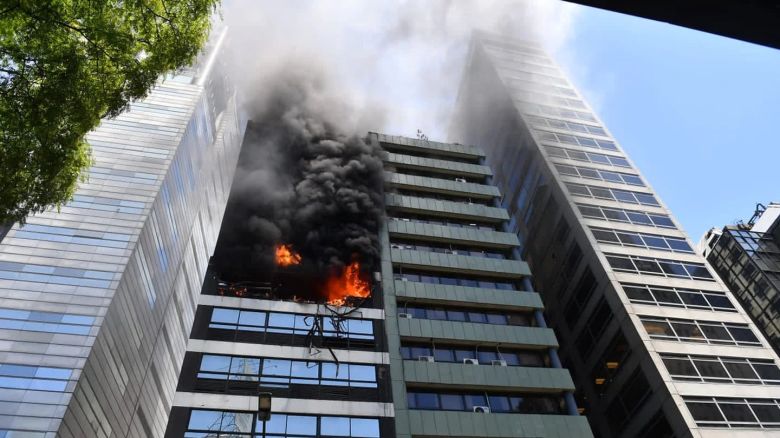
556;5;780;241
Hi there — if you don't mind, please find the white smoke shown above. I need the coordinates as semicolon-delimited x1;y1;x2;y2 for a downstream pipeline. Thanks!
221;0;579;139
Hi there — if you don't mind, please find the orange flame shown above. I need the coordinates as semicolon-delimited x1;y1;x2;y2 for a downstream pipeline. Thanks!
324;261;371;306
275;244;302;267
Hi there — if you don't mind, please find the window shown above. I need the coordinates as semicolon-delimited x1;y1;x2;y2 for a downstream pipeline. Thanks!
555;164;643;186
400;342;549;367
407;391;562;414
209;308;374;340
641;317;761;347
398;304;533;327
535;130;617;152
389;239;509;259
662;354;780;385
622;283;735;311
684;397;780;428
198;354;376;388
392;269;518;291
565;183;659;206
606;370;651;433
605;253;714;281
575;298;614;356
528;117;609;138
590;227;692;253
0;307;95;335
186;410;381;437
0;363;72;392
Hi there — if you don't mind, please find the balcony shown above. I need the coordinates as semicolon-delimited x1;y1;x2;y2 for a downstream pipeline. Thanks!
403;361;575;392
385;172;499;200
388;220;519;249
375;133;484;160
397;318;558;348
385;152;492;178
390;249;529;277
406;410;593;437
393;280;543;310
385;194;508;222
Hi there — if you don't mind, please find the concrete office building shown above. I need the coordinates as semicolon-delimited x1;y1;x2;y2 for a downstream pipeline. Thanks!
163;132;592;437
700;203;780;357
450;33;780;437
0;27;245;437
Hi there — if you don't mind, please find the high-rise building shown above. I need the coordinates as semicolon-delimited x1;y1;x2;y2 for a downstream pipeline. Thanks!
0;27;245;437
163;132;592;438
700;202;780;357
450;32;780;437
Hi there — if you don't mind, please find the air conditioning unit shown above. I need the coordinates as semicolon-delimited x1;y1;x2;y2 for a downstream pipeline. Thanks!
491;360;508;367
462;358;479;365
398;313;413;319
418;356;435;363
473;406;490;413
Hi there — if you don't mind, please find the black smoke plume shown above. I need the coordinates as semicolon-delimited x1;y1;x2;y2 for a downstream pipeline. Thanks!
213;70;386;284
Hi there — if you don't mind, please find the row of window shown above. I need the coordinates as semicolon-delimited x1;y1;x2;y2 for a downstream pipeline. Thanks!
486;45;553;65
68;194;145;215
0;307;95;336
0;260;113;288
389;240;507;260
90;166;158;185
577;204;675;229
556;163;644;187
407;391;561;414
605;253;713;281
508;77;578;99
527;115;607;137
15;223;132;249
622;283;735;311
685;397;780;428
187;410;381;437
398;304;533;326
566;182;660;207
536;130;618;152
502;68;569;88
545;145;629;169
490;53;561;77
392;271;516;291
393;190;493;206
515;90;587;110
662;354;780;385
641;317;761;347
209;308;374;340
400;344;548;367
590;226;692;253
522;102;598;123
0;363;72;393
198;355;377;388
388;216;497;231
389;168;485;185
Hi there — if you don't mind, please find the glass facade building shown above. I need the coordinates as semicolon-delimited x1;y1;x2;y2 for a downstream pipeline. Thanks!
449;32;780;437
163;133;592;438
701;203;780;357
0;28;245;437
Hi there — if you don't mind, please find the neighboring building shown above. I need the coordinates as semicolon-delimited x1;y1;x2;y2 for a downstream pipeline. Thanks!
450;33;780;437
0;27;245;437
163;133;592;438
563;1;780;50
701;203;780;357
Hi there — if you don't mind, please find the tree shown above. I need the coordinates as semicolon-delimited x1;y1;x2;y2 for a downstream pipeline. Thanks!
0;0;219;224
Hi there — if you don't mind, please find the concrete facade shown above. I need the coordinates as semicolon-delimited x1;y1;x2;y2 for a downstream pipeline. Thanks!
450;33;780;437
376;133;592;437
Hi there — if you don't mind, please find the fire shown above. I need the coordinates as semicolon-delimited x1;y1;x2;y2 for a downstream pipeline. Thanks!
324;261;371;306
275;244;302;267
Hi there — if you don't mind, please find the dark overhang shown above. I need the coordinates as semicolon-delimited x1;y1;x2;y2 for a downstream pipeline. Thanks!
565;0;780;50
